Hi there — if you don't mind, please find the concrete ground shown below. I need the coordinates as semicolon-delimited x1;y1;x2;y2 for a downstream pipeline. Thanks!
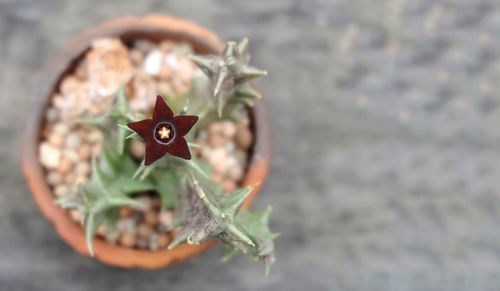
2;0;500;290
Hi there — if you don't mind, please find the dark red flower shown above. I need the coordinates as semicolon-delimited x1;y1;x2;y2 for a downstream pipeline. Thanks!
128;95;198;165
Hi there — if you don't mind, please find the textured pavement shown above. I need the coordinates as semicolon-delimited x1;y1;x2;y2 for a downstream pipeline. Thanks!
2;0;500;290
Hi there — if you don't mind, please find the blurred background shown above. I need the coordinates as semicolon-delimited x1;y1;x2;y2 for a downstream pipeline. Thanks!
2;0;500;290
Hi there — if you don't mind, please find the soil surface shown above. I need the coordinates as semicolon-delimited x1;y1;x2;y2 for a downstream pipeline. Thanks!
2;0;500;290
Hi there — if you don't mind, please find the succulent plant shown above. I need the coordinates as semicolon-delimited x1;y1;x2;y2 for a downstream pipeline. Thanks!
58;39;276;272
190;38;267;117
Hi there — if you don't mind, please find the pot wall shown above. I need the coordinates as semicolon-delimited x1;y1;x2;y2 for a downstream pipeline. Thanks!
22;14;271;269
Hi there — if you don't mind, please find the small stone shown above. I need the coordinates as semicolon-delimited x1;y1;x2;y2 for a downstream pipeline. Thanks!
47;171;62;186
78;144;92;160
227;164;244;181
149;233;159;251
129;139;145;159
159;41;174;52
105;230;120;245
63;150;80;163
135;40;154;54
223;180;237;193
225;154;238;168
156;233;170;249
45;107;59;122
119;231;137;248
213;160;226;175
212;173;223;184
65;133;81;149
39;142;61;169
76;162;90;176
48;133;65;148
86;38;134;98
224;141;236;153
137;237;149;249
129;49;144;65
60;76;82;96
52;94;65;109
53;123;69;135
57;156;73;174
208;122;224;136
138;223;153;238
159;211;174;230
206;148;226;166
208;133;226;148
159;60;174;80
88;129;103;144
143;49;162;76
235;125;253;150
220;121;237;138
96;224;107;236
117;218;136;234
119;207;133;218
144;211;159;226
64;173;76;185
128;73;157;112
175;42;194;55
70;210;81;222
54;184;69;197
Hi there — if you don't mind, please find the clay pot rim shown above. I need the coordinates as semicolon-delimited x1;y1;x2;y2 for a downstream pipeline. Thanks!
22;14;271;269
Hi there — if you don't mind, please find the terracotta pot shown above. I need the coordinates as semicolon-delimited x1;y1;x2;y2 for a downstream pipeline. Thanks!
22;15;271;269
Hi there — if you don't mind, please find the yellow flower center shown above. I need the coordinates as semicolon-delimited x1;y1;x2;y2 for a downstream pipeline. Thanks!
158;126;171;140
154;122;174;144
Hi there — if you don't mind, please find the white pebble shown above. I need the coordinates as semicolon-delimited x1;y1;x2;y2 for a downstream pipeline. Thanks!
220;121;237;138
65;133;81;149
227;164;244;181
76;162;90;176
45;107;59;122
144;50;163;76
47;171;62;186
166;54;178;68
70;210;82;222
63;150;80;163
207;148;227;165
54;184;69;197
116;218;137;234
159;211;174;230
224;141;236;152
88;130;102;144
48;133;64;148
53;123;68;135
39;142;61;169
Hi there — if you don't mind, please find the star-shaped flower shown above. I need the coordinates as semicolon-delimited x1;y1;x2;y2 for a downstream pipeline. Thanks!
127;95;198;165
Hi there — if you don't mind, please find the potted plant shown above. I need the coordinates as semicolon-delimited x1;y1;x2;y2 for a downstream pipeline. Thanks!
23;15;275;271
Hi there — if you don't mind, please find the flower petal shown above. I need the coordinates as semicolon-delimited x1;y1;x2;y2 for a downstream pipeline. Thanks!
173;115;199;136
128;119;154;141
168;137;191;160
153;95;174;121
144;141;169;166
